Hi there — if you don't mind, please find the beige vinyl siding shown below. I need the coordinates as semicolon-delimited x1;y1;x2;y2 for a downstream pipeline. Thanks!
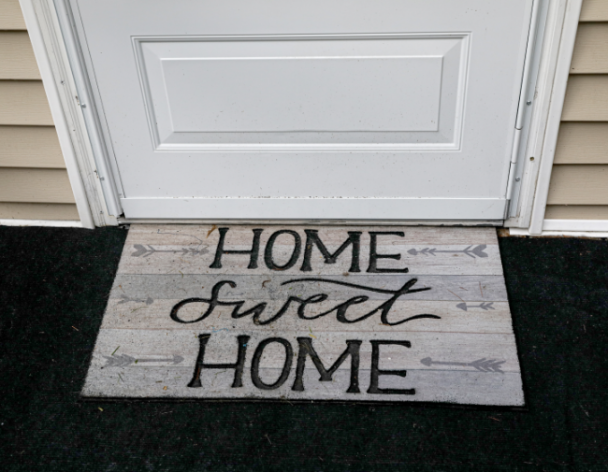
547;166;608;205
570;24;608;73
0;2;79;221
547;0;608;221
0;126;64;168
545;205;608;220
0;81;54;125
0;168;75;203
554;123;608;164
0;31;40;79
0;0;26;30
580;0;608;22
0;202;79;220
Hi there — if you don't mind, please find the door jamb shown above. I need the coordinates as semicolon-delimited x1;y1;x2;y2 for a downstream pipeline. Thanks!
504;0;582;232
21;0;582;228
19;0;118;228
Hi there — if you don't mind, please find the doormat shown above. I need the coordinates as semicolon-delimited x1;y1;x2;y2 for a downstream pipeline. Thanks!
82;225;524;406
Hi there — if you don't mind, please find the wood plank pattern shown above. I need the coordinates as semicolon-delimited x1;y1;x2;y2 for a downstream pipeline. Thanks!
0;0;26;30
83;225;524;406
562;75;608;121
548;165;608;205
580;0;608;22
0;202;78;220
571;23;608;74
0;81;53;126
555;123;608;164
0;31;40;79
0;168;75;203
0;126;64;168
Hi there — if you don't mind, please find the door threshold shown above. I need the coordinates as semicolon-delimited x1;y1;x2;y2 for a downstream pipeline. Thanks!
118;218;504;227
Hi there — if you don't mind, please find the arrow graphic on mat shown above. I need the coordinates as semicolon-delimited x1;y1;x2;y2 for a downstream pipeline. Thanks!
420;357;505;373
407;245;488;258
456;302;494;312
103;354;184;367
131;244;207;258
117;294;154;305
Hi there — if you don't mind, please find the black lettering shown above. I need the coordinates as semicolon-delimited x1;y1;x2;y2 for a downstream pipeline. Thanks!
295;294;329;320
251;338;293;390
367;340;415;395
292;338;361;393
367;232;409;273
300;230;361;272
264;230;301;271
284;278;438;326
170;280;235;324
187;334;249;389
210;228;263;269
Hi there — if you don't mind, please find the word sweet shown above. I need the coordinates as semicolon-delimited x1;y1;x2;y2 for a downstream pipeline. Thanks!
170;278;441;326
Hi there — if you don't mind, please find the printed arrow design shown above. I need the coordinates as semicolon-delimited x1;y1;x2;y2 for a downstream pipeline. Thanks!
103;354;184;367
407;245;488;259
420;357;505;373
131;244;208;258
117;294;154;305
456;302;495;312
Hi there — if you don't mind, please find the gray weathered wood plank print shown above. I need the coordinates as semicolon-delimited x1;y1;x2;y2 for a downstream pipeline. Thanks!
82;225;524;406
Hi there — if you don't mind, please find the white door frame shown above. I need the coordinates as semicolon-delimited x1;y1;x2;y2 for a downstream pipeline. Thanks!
20;0;582;229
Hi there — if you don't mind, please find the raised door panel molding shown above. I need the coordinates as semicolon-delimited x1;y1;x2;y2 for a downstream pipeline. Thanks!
0;202;79;220
137;34;468;152
0;0;26;30
0;168;75;203
554;123;608;164
0;81;53;125
561;75;608;121
547;165;608;205
0;125;65;168
580;0;608;22
570;24;608;73
0;31;40;79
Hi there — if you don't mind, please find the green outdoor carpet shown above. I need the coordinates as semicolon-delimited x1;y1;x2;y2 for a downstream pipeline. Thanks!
0;225;607;471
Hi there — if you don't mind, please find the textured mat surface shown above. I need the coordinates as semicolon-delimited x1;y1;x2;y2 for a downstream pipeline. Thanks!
0;226;607;471
82;225;523;405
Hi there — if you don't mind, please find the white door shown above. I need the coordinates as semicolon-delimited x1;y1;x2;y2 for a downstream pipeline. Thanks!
69;0;534;220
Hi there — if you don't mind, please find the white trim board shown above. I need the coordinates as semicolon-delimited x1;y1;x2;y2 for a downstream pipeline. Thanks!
504;0;582;231
19;0;93;228
522;0;583;235
543;219;608;232
20;0;583;230
19;0;117;228
0;219;83;228
510;219;608;238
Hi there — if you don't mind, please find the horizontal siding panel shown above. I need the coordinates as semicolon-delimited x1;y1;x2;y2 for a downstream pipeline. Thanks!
580;0;608;22
0;126;65;168
554;123;608;164
570;24;608;73
0;168;75;203
561;75;608;121
0;31;40;79
0;202;79;220
545;205;608;220
547;165;608;205
0;81;53;125
0;0;26;30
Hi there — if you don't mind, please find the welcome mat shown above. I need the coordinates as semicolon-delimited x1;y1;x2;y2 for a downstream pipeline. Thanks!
82;225;524;406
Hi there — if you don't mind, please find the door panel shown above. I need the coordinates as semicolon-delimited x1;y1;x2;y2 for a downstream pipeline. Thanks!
71;0;534;220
